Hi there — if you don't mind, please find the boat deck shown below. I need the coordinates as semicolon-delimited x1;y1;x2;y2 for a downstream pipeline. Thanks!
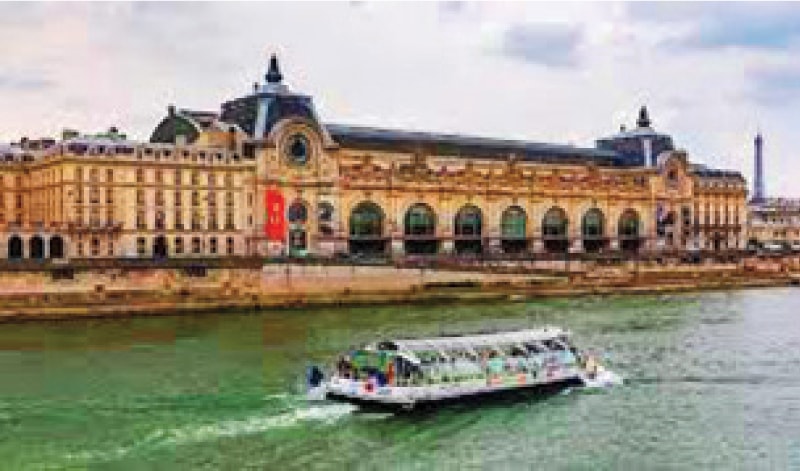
325;369;584;412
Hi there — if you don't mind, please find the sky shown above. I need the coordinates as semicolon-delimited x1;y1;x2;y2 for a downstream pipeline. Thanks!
0;1;798;196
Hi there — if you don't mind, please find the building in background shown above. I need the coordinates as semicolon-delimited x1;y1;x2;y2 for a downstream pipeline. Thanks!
0;55;748;261
748;199;800;251
746;133;800;251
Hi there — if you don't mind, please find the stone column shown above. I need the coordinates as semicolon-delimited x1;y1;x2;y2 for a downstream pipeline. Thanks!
441;238;454;255
391;237;404;257
487;238;502;254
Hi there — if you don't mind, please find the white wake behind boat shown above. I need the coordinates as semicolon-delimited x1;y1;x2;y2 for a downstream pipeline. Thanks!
307;327;621;412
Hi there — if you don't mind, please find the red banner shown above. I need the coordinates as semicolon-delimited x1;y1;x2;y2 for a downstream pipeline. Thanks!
265;188;286;241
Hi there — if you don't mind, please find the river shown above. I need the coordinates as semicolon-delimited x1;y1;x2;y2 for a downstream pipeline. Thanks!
1;288;800;469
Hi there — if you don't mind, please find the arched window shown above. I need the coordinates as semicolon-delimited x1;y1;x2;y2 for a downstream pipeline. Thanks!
455;205;482;237
581;208;606;252
404;203;437;255
349;202;384;238
618;209;641;252
349;201;386;255
454;205;483;254
8;235;22;259
542;207;569;253
501;206;527;254
30;235;44;260
405;204;436;236
49;236;65;259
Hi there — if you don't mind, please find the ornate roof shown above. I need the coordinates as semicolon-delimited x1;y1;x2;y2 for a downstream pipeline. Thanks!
690;163;745;180
150;107;204;144
325;123;623;166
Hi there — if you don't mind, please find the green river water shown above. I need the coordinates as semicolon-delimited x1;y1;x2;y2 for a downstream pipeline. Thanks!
2;288;800;469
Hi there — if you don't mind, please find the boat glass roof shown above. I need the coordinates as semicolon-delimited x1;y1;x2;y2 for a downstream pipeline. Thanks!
371;328;570;354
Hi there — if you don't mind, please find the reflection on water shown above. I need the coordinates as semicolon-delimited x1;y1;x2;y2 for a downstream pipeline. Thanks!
1;289;800;469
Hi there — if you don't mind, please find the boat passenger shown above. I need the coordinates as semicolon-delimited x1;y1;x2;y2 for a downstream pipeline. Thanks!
337;356;352;379
584;355;599;379
487;353;504;380
387;361;396;386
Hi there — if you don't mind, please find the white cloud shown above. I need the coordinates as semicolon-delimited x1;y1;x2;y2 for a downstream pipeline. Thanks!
0;2;796;196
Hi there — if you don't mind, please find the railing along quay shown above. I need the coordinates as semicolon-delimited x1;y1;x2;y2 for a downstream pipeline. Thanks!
0;248;796;274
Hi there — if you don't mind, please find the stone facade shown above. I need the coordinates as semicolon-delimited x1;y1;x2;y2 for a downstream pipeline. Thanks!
747;199;800;249
0;139;255;260
0;56;748;261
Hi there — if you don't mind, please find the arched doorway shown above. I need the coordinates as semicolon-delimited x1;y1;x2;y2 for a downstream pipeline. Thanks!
30;235;44;260
501;206;527;254
618;209;642;252
581;208;606;253
454;205;483;254
153;235;168;259
349;201;386;255
404;203;438;255
287;200;309;256
542;207;569;253
8;235;22;260
49;236;65;259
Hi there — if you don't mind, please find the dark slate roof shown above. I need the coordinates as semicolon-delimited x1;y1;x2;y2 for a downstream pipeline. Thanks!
325;123;623;166
690;164;745;180
219;95;259;136
219;92;317;139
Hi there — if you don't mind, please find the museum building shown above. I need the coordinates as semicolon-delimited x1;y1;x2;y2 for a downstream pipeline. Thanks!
0;56;747;260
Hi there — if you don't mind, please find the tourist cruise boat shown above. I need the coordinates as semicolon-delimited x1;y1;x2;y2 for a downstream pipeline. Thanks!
307;327;621;412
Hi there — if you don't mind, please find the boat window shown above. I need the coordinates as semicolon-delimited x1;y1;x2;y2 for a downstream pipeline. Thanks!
510;346;526;356
523;343;541;353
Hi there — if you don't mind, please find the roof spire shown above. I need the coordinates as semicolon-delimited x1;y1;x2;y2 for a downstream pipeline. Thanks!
637;105;651;128
265;54;283;84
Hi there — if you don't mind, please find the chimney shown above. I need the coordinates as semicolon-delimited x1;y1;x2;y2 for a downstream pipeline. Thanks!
228;126;237;152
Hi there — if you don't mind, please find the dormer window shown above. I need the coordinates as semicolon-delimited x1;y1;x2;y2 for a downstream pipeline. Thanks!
667;169;678;181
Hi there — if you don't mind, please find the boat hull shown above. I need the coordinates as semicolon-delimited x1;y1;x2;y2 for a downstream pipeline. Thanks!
325;375;584;413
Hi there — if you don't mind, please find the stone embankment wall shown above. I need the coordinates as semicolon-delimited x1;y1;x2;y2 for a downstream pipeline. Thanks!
0;261;796;322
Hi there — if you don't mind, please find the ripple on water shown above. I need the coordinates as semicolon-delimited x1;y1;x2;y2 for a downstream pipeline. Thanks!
3;289;800;469
65;402;359;466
